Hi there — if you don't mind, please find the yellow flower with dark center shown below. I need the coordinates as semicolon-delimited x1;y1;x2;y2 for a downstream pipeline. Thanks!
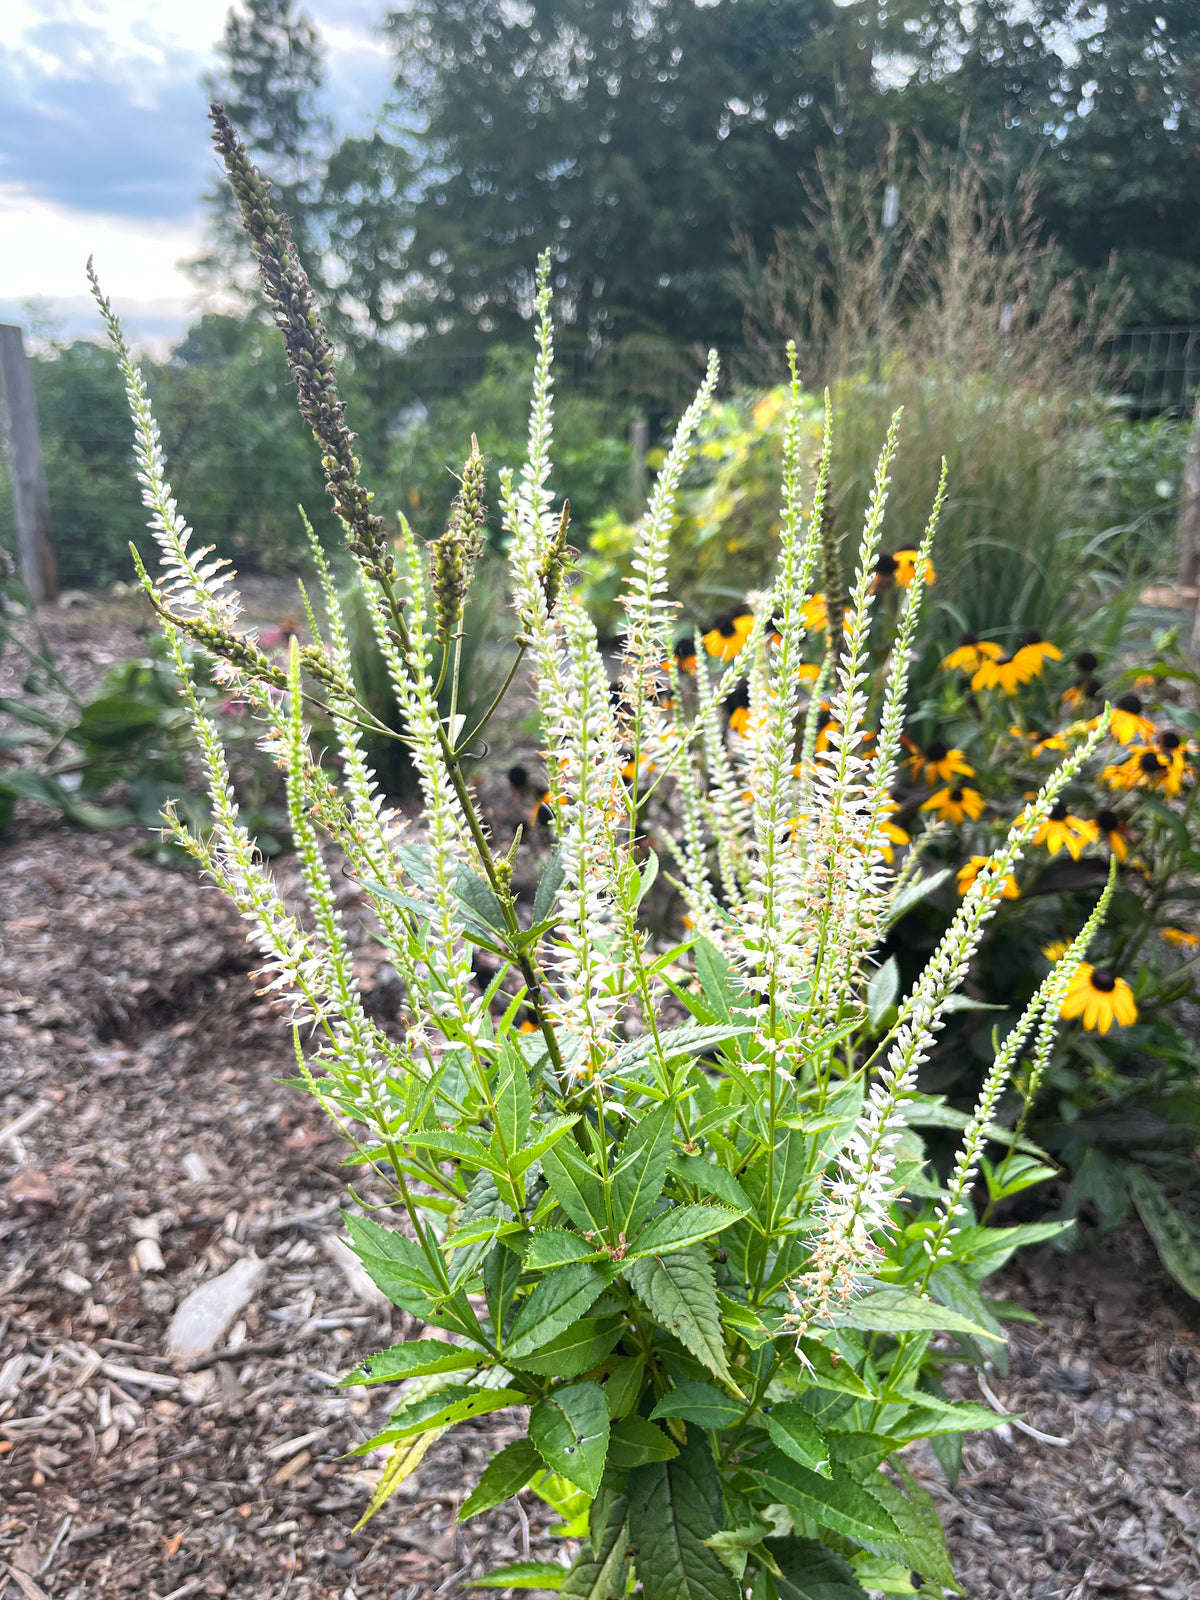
878;816;910;864
942;633;1002;674
892;547;936;587
800;593;829;633
971;652;1029;694
920;784;985;824
1110;693;1156;746
1032;799;1099;859
1160;927;1200;950
876;549;936;588
1012;630;1062;678
1010;726;1067;757
672;633;697;675
724;683;751;735
1060;965;1138;1032
797;662;821;686
702;610;754;662
904;736;975;786
1095;809;1130;862
517;1008;540;1035
1157;728;1194;787
1062;674;1103;712
1105;746;1187;798
956;856;1019;898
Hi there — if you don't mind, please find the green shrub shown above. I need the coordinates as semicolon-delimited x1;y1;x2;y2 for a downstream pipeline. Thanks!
96;101;1128;1586
384;344;633;549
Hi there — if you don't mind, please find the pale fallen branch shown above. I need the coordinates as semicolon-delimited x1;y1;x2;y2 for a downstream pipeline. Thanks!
977;1369;1072;1446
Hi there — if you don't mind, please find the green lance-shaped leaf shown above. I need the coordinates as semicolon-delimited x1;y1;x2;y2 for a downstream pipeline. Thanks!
357;1384;529;1450
505;1262;614;1359
341;1338;482;1387
767;1537;870;1600
507;1318;625;1380
625;1247;736;1389
748;1451;901;1545
669;1154;755;1218
623;1205;743;1262
649;1381;743;1431
607;1415;679;1469
529;1381;611;1497
540;1139;609;1234
560;1490;629;1600
833;1287;1000;1341
495;1037;533;1156
524;1227;603;1271
460;1437;543;1521
532;849;566;924
866;955;899;1027
628;1437;739;1600
1128;1166;1200;1302
612;1100;676;1241
764;1401;832;1478
467;1560;567;1590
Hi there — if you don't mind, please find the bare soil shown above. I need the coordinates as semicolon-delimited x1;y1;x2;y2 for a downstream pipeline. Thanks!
2;593;1200;1599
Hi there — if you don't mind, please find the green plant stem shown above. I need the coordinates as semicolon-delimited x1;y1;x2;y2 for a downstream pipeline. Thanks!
456;640;527;756
374;566;566;1077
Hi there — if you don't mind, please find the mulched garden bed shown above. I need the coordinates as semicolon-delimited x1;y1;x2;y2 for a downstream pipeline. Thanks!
2;590;1199;1599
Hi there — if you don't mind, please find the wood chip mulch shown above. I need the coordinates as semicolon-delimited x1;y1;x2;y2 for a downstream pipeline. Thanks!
1;601;1199;1597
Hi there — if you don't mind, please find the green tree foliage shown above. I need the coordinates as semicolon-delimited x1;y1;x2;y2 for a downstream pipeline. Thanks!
0;340;143;590
382;0;886;349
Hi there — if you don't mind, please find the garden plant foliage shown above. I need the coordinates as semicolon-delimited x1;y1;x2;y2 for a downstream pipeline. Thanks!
92;109;1139;1596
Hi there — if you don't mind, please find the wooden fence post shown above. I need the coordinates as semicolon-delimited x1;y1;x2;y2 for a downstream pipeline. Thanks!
0;323;57;604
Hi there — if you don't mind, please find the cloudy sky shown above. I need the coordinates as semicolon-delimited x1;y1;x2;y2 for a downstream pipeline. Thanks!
0;0;393;351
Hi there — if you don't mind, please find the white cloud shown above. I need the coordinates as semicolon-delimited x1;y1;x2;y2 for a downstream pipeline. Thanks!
0;1;395;348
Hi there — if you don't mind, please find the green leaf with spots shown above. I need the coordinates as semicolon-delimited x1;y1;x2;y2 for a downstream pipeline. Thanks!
626;1247;735;1388
529;1381;611;1496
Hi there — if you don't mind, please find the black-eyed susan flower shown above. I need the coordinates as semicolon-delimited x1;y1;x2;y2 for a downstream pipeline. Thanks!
813;707;835;753
800;593;829;633
1062;675;1103;712
1032;799;1099;859
1157;728;1194;786
1106;746;1187;798
1160;926;1200;951
892;547;935;587
724;682;751;735
875;549;936;589
673;633;697;674
703;610;754;662
1109;693;1156;746
956;856;1019;898
971;652;1027;694
1074;651;1099;675
516;1008;541;1035
1060;965;1138;1032
1012;629;1062;678
1010;726;1067;757
1095;809;1131;861
797;662;821;686
942;632;1002;674
920;784;985;824
904;735;975;786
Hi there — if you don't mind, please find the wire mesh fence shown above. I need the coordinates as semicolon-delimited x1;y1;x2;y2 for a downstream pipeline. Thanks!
383;329;1200;421
1102;327;1200;420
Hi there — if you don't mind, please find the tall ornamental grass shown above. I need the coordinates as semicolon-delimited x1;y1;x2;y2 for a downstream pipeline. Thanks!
91;108;1117;1598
